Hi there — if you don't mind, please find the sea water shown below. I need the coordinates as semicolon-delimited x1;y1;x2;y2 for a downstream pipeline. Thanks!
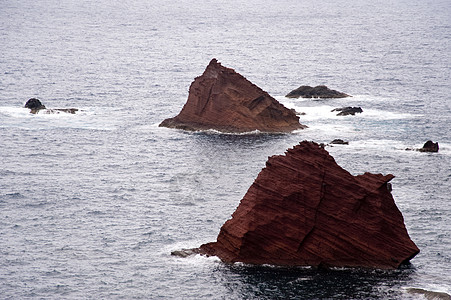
1;0;450;298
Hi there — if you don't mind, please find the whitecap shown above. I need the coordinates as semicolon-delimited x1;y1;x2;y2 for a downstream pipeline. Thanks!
360;108;421;120
0;106;119;131
0;106;32;118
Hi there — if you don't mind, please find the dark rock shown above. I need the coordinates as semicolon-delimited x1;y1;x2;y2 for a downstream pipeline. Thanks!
286;85;350;99
330;139;349;145
159;59;306;133
24;98;78;114
197;141;419;269
25;98;46;114
332;107;363;116
418;140;439;152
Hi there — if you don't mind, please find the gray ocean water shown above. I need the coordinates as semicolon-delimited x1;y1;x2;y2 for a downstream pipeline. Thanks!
1;0;450;299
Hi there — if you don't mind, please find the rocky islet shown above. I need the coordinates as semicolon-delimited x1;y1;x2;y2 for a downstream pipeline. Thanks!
160;59;306;133
196;141;419;269
285;85;350;99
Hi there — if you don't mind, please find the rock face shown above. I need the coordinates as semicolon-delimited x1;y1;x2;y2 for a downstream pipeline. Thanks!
418;140;439;152
199;141;419;269
286;85;350;99
332;106;363;116
160;59;306;133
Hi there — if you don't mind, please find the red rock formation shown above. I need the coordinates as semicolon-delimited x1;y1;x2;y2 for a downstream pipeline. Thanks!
160;59;306;133
199;141;419;269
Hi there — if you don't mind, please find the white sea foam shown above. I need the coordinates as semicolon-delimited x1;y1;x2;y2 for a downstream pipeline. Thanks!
344;139;409;151
300;123;357;138
0;106;33;118
0;106;117;131
277;95;420;122
360;108;420;120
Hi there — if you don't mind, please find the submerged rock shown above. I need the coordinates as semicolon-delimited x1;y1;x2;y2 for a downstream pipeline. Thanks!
24;98;78;114
406;288;451;300
286;85;350;99
418;140;439;152
159;59;306;133
45;108;78;114
197;141;419;269
171;248;201;258
332;106;363;116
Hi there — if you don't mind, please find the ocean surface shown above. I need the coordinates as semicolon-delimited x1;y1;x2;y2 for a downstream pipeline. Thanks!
1;0;450;298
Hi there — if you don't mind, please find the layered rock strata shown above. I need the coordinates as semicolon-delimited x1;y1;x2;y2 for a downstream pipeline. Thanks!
286;85;350;99
198;141;419;269
160;59;306;133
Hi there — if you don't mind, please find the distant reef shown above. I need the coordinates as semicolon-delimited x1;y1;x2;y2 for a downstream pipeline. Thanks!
24;98;78;114
286;85;350;99
159;59;306;133
174;141;419;269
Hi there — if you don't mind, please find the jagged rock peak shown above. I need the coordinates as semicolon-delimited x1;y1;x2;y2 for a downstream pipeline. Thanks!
198;141;419;269
159;59;306;133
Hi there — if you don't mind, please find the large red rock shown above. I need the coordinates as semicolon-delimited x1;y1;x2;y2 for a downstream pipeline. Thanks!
160;59;306;133
199;141;419;269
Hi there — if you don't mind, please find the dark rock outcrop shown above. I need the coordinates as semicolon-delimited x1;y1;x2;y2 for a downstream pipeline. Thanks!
197;141;419;269
286;85;350;99
418;140;439;152
332;106;363;116
24;98;78;114
25;98;46;113
160;59;306;133
330;139;349;145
